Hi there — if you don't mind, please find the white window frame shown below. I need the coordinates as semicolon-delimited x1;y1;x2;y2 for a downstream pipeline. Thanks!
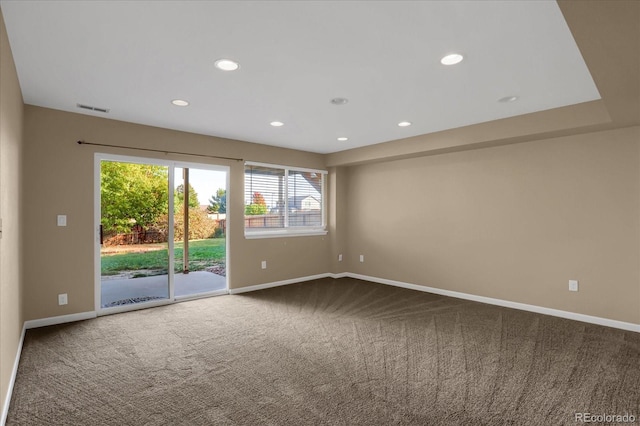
244;161;328;239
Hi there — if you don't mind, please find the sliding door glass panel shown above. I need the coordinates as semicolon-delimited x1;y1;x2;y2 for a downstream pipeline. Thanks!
99;160;170;308
173;167;227;298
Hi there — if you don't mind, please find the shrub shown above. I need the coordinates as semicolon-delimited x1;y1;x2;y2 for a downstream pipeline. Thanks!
157;208;218;240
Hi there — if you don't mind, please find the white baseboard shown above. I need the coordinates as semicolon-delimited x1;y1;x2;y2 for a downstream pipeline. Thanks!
329;272;348;279
16;274;639;334
24;311;97;330
1;324;25;426
346;273;640;333
229;273;343;294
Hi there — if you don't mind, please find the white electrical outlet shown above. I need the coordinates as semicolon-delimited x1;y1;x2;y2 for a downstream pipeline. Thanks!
569;280;579;292
57;215;67;227
359;254;364;263
261;260;267;269
338;254;343;262
58;293;68;305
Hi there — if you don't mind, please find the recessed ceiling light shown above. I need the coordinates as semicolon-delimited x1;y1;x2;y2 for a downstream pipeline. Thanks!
270;121;284;127
498;96;519;103
330;97;349;105
397;121;412;127
337;137;348;141
214;59;240;71
171;99;189;106
440;53;464;65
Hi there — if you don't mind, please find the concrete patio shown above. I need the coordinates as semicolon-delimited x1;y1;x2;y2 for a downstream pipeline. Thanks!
101;271;227;307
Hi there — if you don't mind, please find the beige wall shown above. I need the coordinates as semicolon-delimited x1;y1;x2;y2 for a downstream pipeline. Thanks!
22;105;330;320
327;167;348;274
343;127;640;324
0;6;24;417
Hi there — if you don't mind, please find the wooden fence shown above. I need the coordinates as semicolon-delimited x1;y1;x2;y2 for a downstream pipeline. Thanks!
245;212;321;228
102;230;166;246
102;212;320;245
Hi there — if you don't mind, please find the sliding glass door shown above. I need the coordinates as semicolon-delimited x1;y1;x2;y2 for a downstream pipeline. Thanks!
95;154;228;313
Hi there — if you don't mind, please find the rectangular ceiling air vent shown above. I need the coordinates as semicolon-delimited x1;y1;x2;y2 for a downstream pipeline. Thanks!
77;103;110;113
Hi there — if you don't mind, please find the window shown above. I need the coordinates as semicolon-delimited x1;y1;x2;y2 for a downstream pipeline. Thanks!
244;162;327;238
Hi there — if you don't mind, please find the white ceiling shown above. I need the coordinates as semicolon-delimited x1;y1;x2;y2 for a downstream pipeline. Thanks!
1;0;600;154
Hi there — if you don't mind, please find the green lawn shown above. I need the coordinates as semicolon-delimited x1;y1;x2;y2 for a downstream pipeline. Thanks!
101;238;225;276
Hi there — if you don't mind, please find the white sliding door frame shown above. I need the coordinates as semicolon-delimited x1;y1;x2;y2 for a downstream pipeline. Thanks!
94;153;229;316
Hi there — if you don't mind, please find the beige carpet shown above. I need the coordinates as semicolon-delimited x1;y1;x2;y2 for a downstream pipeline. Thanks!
7;278;640;425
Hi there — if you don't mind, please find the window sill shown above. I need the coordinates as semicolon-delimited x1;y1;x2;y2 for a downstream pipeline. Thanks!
244;229;328;239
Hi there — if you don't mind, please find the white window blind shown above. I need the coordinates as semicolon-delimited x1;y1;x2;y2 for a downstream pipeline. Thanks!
244;162;327;237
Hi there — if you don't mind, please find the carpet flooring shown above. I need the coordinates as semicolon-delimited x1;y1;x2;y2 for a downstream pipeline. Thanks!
7;278;640;425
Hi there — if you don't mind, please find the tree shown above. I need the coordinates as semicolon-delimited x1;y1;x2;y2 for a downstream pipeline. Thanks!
175;184;199;210
100;162;169;234
208;188;226;214
245;192;268;215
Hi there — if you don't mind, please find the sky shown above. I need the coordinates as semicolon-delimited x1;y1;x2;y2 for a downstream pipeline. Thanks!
175;167;226;206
